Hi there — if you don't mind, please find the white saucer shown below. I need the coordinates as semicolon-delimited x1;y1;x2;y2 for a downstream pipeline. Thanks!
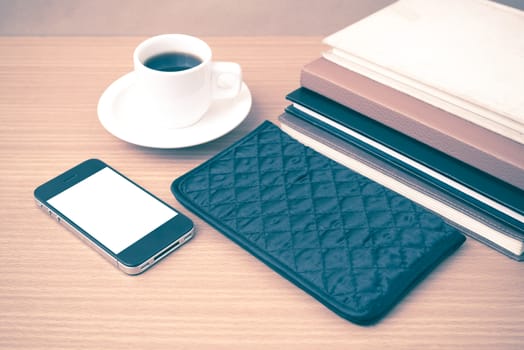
97;72;252;148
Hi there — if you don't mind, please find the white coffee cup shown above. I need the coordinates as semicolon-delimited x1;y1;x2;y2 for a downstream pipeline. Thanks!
128;34;242;129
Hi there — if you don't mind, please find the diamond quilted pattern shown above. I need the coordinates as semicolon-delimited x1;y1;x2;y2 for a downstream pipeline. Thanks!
172;121;465;324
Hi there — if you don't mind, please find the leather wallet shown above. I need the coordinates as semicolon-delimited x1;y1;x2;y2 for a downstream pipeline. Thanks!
171;121;466;324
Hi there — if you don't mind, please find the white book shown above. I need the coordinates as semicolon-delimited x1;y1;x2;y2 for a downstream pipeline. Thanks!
279;112;524;260
323;0;524;144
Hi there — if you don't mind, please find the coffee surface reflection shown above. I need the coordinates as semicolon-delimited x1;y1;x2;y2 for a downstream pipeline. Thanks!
144;52;203;72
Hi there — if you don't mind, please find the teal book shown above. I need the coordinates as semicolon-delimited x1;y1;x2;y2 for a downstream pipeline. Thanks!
284;88;524;260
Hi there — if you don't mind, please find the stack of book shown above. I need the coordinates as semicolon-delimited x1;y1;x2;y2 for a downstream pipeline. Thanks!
279;0;524;260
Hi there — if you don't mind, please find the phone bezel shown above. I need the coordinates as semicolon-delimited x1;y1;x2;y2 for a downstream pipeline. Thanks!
34;158;194;274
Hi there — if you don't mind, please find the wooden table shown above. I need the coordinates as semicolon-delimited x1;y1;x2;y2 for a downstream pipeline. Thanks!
1;37;522;350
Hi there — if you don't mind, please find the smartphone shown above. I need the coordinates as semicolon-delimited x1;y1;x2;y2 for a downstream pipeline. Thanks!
34;159;194;275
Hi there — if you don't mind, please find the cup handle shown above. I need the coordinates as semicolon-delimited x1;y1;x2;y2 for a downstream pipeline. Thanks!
211;62;242;99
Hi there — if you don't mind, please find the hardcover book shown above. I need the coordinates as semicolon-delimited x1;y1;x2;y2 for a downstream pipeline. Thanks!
284;88;524;260
300;57;524;190
286;88;524;221
279;112;523;261
322;0;524;144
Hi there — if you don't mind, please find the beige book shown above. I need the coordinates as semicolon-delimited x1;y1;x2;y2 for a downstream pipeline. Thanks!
323;0;524;144
301;57;524;190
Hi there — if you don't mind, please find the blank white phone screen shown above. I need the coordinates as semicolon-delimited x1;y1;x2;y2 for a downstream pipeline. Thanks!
48;167;177;254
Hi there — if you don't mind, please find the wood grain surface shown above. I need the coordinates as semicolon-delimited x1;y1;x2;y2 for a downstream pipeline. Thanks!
0;37;522;350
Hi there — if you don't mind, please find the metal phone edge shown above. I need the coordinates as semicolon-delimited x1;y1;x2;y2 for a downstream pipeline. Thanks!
36;199;119;268
119;228;194;275
36;199;194;275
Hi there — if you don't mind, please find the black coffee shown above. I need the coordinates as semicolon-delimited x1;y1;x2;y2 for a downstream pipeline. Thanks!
144;52;202;72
